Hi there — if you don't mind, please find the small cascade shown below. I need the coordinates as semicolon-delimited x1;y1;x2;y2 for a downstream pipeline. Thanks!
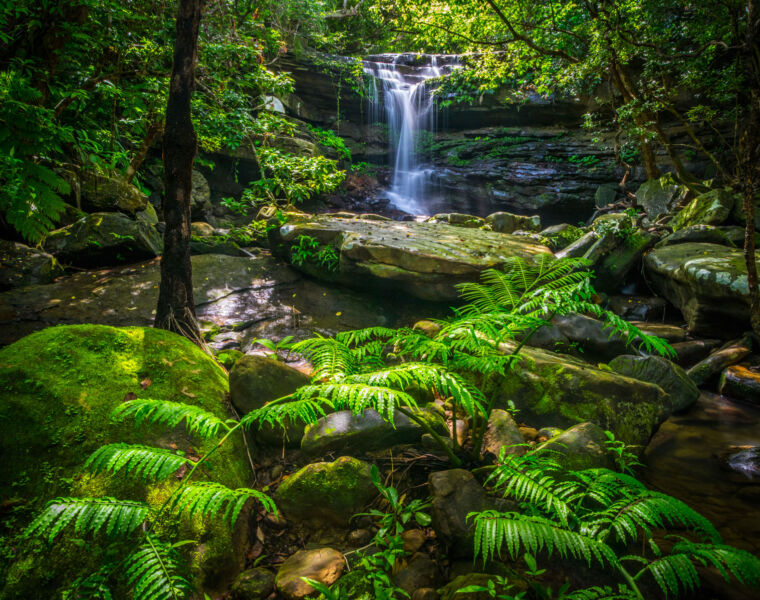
363;54;457;214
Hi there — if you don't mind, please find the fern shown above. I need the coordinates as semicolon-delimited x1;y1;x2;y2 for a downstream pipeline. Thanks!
84;443;194;482
24;497;150;542
291;334;359;381
168;482;277;526
124;535;192;600
112;399;230;440
239;397;328;430
63;564;116;600
294;382;420;423
562;585;638;600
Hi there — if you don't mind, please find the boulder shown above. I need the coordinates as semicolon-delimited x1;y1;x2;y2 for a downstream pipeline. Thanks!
271;214;552;301
592;230;657;292
431;213;485;228
229;355;310;414
80;170;147;214
190;235;245;256
135;202;159;225
719;364;760;404
670;339;721;368
191;221;216;237
608;355;699;412
656;224;735;248
485;211;541;234
274;548;345;600
635;174;685;219
301;408;448;456
191;170;213;219
555;230;598;259
548;314;631;361
0;325;250;599
480;409;525;458
643;242;760;337
497;343;672;448
687;338;752;387
0;241;63;289
670;189;736;230
595;182;619;207
535;422;614;470
276;456;375;526
606;295;668;322
393;553;440;595
230;567;275;600
43;212;162;267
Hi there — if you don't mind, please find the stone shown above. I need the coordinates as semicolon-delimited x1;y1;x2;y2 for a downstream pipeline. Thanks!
0;241;63;290
630;322;687;343
431;213;485;228
537;426;563;440
539;224;584;251
606;295;668;322
401;529;427;553
592;230;657;292
191;169;213;219
480;409;525;458
229;355;310;414
190;235;245;257
535;422;614;470
644;242;760;337
271;215;552;301
608;355;699;412
554;230;599;259
671;189;736;230
485;211;541;233
428;469;513;558
497;342;672;448
412;588;439;600
635;174;685;219
550;314;631;362
687;339;752;387
393;553;440;594
595;182;619;207
191;221;216;237
230;567;275;600
300;408;448;456
80;170;148;214
276;456;375;526
719;364;760;404
274;548;345;600
656;224;735;248
135;202;159;225
670;339;722;367
43;212;162;267
0;325;250;599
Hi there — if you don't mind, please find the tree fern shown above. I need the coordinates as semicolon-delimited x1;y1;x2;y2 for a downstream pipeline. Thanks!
24;497;150;542
124;535;192;600
168;482;276;526
470;510;619;568
112;399;230;440
84;443;194;482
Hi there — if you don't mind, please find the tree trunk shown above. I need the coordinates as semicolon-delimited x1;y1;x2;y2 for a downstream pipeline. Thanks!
154;0;203;342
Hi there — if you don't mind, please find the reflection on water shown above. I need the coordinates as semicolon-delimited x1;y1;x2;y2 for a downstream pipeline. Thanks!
643;392;760;555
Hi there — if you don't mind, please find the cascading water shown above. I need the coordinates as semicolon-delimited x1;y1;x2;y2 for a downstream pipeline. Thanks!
363;54;456;214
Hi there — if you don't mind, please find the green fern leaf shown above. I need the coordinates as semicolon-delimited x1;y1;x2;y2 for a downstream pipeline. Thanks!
112;399;229;440
168;482;276;526
124;534;192;600
83;443;194;482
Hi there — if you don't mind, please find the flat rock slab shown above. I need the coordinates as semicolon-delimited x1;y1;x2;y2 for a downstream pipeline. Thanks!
275;215;552;301
644;242;759;337
0;251;420;346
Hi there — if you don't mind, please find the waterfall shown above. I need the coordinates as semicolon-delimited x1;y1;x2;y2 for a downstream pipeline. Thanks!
363;54;455;214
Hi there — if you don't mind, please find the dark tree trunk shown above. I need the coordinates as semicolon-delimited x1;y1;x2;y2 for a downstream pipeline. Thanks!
154;0;203;342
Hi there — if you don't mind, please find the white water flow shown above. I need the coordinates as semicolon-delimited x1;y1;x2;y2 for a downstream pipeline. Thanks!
363;55;454;214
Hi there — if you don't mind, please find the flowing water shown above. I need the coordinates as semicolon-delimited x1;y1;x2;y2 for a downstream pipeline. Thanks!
363;54;457;214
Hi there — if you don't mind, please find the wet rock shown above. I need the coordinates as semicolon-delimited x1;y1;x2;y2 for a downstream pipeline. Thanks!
656;224;735;248
274;548;345;600
555;230;598;259
230;355;310;414
0;241;63;290
191;221;215;237
80;170;148;214
43;212;162;267
595;182;619;207
428;469;514;558
485;211;541;233
608;355;699;412
606;295;668;321
430;213;485;228
519;425;539;441
550;313;630;361
671;189;736;230
644;242;760;337
725;447;760;479
535;422;614;470
272;214;552;301
635;174;685;219
230;567;275;600
402;529;427;553
481;409;524;458
276;456;375;526
630;322;687;343
498;342;671;448
301;408;448;456
671;339;722;367
537;426;563;440
719;364;760;404
393;553;440;594
687;339;752;387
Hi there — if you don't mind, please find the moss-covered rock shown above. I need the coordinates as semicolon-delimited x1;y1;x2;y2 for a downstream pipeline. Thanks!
80;170;148;215
275;547;345;600
635;174;685;219
485;211;541;234
0;325;250;599
276;456;375;526
608;354;698;412
0;241;63;290
230;567;276;599
671;189;737;230
535;422;614;470
656;224;735;248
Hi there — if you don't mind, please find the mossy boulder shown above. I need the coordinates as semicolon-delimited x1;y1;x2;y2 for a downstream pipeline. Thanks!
635;174;685;219
43;212;162;267
230;354;311;415
656;224;735;248
670;189;736;230
0;325;250;599
230;567;276;599
535;422;614;470
276;456;375;526
608;355;699;412
80;170;148;214
485;211;541;234
496;343;671;448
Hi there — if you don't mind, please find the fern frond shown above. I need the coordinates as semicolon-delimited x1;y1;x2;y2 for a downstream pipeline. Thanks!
168;482;276;526
63;563;116;600
124;534;192;600
291;335;358;381
24;497;150;542
294;382;419;424
562;585;638;600
112;399;229;440
84;444;193;482
470;510;619;567
557;469;646;512
239;397;328;430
